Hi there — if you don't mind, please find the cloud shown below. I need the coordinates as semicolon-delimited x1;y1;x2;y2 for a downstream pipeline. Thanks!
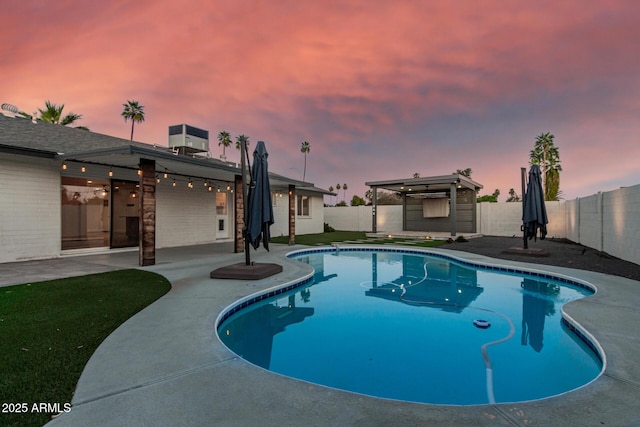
3;0;640;201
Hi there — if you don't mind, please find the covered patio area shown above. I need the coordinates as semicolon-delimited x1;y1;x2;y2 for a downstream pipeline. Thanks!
366;173;483;237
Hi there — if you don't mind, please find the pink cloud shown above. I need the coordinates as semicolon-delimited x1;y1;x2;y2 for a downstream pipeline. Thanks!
2;1;640;201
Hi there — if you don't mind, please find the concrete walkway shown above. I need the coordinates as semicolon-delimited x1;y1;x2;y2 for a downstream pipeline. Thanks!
4;243;638;426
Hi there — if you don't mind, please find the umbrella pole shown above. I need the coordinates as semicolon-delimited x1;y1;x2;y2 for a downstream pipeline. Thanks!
241;138;251;266
521;167;528;249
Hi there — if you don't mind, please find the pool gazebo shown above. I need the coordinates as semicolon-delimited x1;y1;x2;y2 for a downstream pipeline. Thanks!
365;173;483;237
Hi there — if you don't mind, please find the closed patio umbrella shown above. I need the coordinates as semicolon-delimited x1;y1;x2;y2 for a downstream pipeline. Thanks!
210;139;281;279
522;164;548;249
246;140;274;253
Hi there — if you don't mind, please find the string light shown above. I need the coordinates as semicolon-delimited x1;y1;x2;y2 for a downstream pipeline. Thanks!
61;162;67;170
163;171;168;179
81;165;86;173
137;169;142;176
172;180;176;187
108;168;113;177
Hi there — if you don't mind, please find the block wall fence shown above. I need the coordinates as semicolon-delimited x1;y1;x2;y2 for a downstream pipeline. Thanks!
324;183;640;265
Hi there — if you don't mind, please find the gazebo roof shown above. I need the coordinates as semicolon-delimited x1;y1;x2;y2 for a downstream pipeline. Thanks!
365;173;483;194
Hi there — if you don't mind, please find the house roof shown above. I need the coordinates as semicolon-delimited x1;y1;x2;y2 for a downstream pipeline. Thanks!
0;114;332;193
365;173;483;194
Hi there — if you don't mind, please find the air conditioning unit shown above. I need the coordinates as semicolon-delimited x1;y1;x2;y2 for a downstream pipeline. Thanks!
168;124;209;155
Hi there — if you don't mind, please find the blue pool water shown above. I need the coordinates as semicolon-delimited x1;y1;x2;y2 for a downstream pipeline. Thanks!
217;248;603;405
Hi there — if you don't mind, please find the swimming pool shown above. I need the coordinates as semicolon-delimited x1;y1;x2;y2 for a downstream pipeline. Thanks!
217;247;603;405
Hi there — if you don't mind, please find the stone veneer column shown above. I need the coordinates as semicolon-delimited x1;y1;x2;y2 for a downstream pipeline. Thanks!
234;175;244;253
139;158;156;266
288;185;295;245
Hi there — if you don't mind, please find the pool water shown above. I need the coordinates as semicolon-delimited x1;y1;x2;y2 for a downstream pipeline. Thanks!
218;248;603;405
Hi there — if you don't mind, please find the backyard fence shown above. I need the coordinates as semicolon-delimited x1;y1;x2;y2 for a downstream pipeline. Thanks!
325;183;640;265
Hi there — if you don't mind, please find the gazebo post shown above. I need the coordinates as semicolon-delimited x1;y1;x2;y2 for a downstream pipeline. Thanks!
371;186;377;233
450;182;457;237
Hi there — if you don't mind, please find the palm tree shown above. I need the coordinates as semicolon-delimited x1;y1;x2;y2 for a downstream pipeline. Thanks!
236;134;250;151
28;100;85;128
328;186;334;205
342;183;348;201
218;131;232;159
530;132;562;200
121;100;145;141
300;141;310;181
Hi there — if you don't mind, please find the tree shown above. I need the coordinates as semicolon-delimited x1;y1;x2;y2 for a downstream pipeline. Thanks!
506;188;521;202
236;134;250;151
121;100;145;141
413;172;420;178
300;141;310;181
351;195;366;206
365;189;373;204
456;168;472;177
342;183;348;201
25;100;86;128
328;186;334;205
477;189;500;203
217;131;232;159
530;132;562;201
376;190;402;205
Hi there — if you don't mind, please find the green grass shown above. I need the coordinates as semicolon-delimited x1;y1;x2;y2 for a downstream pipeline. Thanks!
0;270;171;427
270;231;446;248
270;231;367;245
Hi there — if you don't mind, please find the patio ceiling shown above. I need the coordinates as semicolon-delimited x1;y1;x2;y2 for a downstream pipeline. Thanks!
56;144;323;192
365;173;483;194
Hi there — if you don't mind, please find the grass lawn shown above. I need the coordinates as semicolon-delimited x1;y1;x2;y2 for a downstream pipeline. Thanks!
0;270;171;427
270;231;367;245
270;231;446;248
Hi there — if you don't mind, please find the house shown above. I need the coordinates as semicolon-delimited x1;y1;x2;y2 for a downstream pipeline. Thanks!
0;106;332;265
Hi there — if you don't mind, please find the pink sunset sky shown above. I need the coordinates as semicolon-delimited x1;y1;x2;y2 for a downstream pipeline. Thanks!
2;1;639;202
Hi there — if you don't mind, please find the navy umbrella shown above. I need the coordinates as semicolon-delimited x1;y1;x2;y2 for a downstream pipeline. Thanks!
246;140;274;252
522;164;548;248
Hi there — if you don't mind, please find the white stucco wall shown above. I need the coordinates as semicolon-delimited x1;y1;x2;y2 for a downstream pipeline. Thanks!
0;155;61;262
270;193;325;237
476;201;566;238
324;205;402;232
155;179;225;248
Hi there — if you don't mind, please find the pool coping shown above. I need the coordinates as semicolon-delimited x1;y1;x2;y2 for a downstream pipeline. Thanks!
45;243;640;426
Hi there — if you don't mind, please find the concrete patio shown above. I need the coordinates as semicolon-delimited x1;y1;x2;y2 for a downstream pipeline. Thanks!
3;242;639;426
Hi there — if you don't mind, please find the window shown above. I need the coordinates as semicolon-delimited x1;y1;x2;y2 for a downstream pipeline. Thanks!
216;192;227;214
297;195;310;217
61;177;111;250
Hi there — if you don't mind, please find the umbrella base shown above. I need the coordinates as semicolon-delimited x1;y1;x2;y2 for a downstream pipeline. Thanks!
502;247;549;257
210;262;283;280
